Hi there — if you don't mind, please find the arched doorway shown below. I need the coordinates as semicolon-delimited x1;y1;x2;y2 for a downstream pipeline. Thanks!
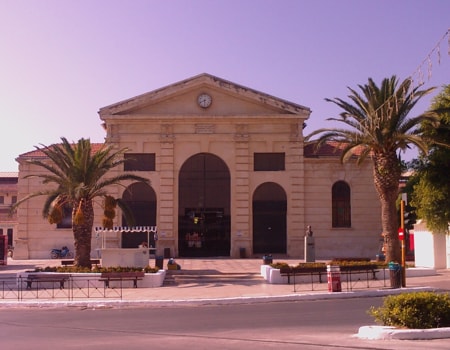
253;182;287;254
178;153;231;257
121;182;157;248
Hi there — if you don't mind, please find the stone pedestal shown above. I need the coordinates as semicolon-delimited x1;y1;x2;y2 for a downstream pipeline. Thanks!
304;236;315;262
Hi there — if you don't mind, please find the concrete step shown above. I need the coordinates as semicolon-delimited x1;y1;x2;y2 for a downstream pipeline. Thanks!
164;271;262;286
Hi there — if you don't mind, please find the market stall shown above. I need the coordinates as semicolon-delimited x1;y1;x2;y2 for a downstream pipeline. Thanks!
94;226;157;268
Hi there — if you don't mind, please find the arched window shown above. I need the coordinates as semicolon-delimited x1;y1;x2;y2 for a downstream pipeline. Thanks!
332;181;351;227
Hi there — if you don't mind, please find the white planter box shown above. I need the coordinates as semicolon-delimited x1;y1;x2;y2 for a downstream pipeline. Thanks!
141;270;166;288
260;265;271;279
268;268;288;284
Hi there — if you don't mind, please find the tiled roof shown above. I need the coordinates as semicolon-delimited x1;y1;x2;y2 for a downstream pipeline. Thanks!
0;172;18;178
17;143;105;160
304;141;365;158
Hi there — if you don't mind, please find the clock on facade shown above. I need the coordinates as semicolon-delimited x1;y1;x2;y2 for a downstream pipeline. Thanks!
197;93;212;108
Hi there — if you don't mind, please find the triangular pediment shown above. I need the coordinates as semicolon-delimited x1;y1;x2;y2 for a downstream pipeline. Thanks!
99;73;310;118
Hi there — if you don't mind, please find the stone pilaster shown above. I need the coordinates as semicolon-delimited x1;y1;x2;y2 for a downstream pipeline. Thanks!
233;124;251;256
158;125;176;255
287;140;306;257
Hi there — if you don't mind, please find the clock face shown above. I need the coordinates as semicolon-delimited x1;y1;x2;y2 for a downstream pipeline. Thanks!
197;93;212;108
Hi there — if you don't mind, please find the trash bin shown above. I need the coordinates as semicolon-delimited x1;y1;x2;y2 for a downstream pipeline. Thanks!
262;254;273;265
239;247;246;258
388;262;401;289
327;265;342;292
155;256;164;269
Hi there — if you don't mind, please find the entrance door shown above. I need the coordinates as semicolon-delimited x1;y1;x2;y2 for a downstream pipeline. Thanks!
253;182;287;254
178;153;230;257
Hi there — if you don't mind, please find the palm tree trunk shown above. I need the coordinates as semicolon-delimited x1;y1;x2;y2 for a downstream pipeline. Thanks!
72;198;94;267
379;195;401;262
372;153;401;263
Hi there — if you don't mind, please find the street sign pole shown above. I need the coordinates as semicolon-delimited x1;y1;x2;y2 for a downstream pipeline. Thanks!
400;199;406;287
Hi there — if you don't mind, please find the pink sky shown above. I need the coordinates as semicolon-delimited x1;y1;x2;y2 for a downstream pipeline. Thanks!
0;0;449;171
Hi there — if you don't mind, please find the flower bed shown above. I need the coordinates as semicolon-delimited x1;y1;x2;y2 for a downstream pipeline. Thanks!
17;265;166;289
263;261;387;285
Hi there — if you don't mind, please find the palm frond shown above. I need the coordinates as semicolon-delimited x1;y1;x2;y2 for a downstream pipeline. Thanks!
306;75;438;162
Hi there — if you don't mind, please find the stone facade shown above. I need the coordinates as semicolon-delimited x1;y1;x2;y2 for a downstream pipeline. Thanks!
14;74;381;260
0;172;18;252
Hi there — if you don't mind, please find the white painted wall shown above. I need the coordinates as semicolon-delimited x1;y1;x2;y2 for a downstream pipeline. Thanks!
414;221;449;269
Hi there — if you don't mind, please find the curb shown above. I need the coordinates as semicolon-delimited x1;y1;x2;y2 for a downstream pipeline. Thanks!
356;325;450;340
0;286;436;309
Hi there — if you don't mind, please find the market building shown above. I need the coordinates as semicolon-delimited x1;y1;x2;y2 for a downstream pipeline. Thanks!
14;73;381;260
0;172;18;261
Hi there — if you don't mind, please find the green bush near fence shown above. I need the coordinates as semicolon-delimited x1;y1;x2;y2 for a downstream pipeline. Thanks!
368;292;450;329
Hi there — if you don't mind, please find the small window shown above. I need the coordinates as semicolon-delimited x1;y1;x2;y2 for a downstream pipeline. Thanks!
11;196;17;204
0;196;4;204
332;181;351;227
254;153;285;171
57;205;73;229
124;153;155;171
7;228;13;246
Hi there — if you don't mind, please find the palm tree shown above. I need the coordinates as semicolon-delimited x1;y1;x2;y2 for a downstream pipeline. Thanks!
14;137;149;267
305;76;439;262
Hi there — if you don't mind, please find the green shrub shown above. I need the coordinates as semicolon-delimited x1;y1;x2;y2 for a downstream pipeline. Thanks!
294;262;326;269
270;262;290;269
328;260;386;269
369;292;450;329
143;266;160;273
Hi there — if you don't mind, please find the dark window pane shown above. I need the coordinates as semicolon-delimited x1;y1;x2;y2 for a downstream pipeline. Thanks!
254;153;285;171
7;229;13;247
332;181;351;227
57;205;73;229
124;153;155;171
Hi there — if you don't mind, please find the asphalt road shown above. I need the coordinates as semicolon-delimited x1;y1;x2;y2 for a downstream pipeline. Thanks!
1;297;450;350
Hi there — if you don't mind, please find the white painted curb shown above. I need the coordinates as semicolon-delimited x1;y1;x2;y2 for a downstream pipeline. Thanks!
356;325;450;340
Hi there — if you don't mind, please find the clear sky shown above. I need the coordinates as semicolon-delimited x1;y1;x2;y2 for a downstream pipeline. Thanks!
1;0;449;171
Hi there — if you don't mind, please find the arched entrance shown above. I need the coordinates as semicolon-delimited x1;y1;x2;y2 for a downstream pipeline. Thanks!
121;182;157;248
253;182;287;254
178;153;231;257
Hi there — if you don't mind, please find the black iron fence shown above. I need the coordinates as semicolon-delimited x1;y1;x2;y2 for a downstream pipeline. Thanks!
280;267;390;293
0;276;125;301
